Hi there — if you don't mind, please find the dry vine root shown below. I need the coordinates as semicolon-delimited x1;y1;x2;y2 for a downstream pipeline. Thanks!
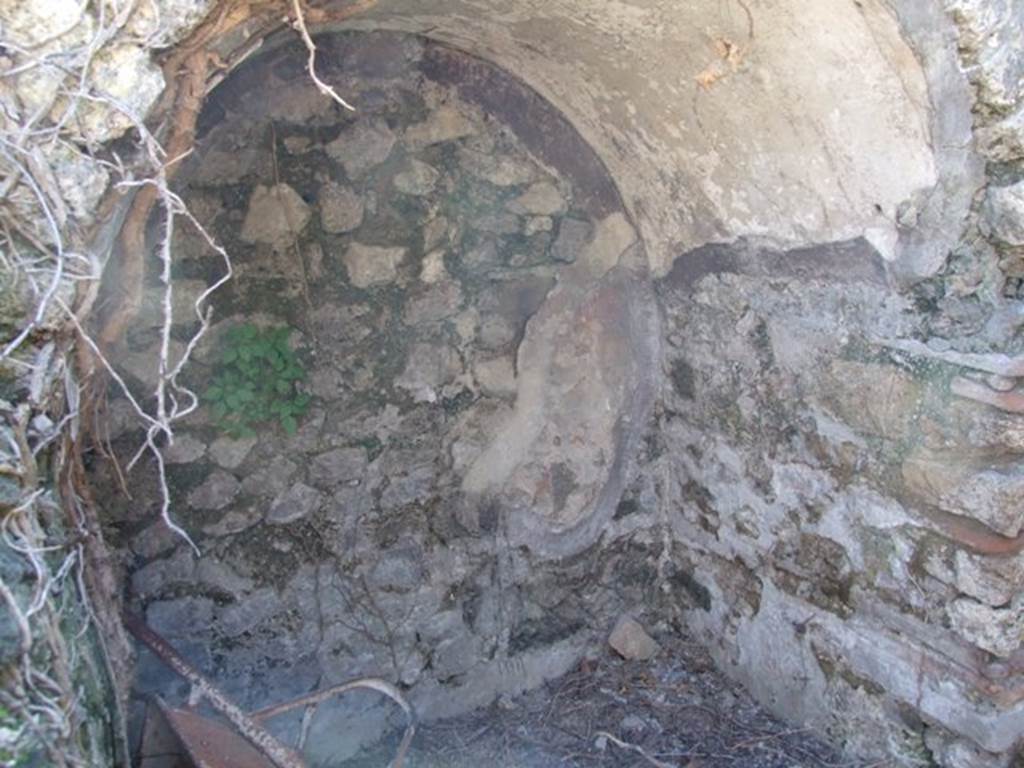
0;1;155;761
91;0;377;363
0;1;369;765
81;0;377;551
78;0;378;525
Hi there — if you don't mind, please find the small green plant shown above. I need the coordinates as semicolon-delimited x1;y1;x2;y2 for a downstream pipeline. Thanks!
204;323;310;437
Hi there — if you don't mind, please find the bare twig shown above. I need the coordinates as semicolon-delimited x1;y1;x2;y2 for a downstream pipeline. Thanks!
270;123;315;319
595;730;678;768
0;146;67;362
0;2;372;766
290;0;357;112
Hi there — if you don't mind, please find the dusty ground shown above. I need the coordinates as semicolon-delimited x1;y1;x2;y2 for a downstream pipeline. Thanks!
342;634;873;768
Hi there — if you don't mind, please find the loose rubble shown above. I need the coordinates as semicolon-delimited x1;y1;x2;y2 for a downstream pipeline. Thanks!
608;615;662;661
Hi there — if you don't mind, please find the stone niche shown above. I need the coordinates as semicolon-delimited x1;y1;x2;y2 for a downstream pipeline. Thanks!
94;6;1024;767
102;31;657;764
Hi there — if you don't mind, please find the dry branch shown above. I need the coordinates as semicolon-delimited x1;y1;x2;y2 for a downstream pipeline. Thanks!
0;2;369;765
290;0;356;111
93;48;211;355
596;730;679;768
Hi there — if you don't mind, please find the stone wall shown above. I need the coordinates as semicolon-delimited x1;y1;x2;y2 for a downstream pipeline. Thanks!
316;0;964;280
655;241;1022;765
285;3;1019;764
4;0;1023;765
302;2;1020;763
646;2;1024;765
101;33;658;764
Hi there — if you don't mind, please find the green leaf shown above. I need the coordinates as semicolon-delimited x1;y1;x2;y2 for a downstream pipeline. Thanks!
208;324;309;438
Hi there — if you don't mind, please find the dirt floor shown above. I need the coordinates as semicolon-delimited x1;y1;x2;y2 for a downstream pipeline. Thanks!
343;634;875;768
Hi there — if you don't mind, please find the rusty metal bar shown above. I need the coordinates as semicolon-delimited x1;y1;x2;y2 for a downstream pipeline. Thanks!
251;678;416;768
124;612;305;768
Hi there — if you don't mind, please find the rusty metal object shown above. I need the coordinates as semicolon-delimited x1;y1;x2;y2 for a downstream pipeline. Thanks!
125;613;417;768
125;612;305;768
250;679;416;766
140;697;279;768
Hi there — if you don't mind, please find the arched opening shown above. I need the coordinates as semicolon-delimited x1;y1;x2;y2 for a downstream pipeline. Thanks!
97;29;664;764
3;2;1021;767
